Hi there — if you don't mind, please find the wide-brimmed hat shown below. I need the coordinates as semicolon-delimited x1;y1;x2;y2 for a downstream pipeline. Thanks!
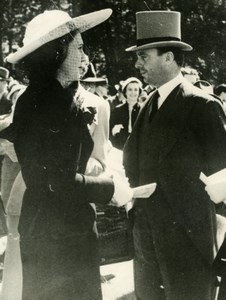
121;77;142;92
0;67;10;81
126;11;192;52
82;77;108;85
6;9;112;64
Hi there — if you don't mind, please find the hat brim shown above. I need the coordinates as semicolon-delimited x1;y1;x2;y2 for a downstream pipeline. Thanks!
6;9;112;64
126;41;192;52
82;77;108;84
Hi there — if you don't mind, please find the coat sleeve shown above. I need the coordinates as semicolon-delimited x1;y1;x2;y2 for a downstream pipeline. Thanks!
75;173;114;205
193;98;226;175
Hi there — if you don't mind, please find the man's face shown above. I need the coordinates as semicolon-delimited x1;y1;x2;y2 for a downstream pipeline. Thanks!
135;48;165;87
96;85;108;98
59;33;85;82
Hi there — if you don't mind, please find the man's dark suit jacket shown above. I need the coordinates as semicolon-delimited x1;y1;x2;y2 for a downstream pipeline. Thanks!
123;80;226;266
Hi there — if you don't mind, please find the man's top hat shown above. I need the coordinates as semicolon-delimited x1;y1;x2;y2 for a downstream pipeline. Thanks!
0;67;10;81
126;11;192;52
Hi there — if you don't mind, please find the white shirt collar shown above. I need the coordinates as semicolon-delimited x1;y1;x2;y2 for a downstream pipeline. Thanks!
158;73;185;108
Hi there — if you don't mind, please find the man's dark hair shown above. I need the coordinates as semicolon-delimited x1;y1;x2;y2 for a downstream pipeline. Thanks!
157;47;185;67
20;31;77;84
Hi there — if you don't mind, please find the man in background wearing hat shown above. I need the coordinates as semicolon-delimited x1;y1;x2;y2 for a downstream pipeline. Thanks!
0;67;11;116
83;76;109;100
123;11;226;300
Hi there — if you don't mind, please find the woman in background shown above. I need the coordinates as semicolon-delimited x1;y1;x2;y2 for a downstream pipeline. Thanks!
110;77;142;149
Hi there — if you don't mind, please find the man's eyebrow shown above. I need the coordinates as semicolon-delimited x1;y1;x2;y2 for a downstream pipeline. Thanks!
136;51;146;56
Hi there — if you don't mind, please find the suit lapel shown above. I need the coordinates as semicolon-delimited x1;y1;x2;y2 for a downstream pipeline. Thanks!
148;82;193;164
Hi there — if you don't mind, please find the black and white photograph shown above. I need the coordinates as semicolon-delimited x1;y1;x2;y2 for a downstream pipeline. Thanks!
0;0;226;299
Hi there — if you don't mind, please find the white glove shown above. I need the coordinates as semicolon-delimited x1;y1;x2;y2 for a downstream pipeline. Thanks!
112;124;124;136
110;173;133;207
205;180;226;204
85;157;103;176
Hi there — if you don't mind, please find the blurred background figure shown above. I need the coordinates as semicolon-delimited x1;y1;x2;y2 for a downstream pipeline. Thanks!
82;75;109;100
1;82;26;209
110;77;142;150
182;66;200;84
0;67;11;116
138;88;148;103
214;84;226;114
108;81;126;112
193;79;214;94
79;54;110;174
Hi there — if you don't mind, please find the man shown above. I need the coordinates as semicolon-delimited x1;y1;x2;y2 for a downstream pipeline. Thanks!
82;76;109;100
123;11;226;300
79;55;111;173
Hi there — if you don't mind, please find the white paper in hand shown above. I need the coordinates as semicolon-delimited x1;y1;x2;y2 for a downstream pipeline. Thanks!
132;183;157;198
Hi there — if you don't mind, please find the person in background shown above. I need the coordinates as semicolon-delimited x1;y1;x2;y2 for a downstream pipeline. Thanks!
108;81;126;112
82;76;109;100
110;77;142;150
181;65;200;84
1;83;26;209
215;83;226;113
193;79;214;94
80;56;111;173
138;88;148;103
0;67;11;116
1;9;134;300
123;10;226;300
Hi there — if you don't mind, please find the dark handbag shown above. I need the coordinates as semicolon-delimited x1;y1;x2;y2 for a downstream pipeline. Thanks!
96;205;134;265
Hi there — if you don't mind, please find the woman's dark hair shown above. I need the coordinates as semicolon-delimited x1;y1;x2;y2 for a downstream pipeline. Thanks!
20;31;77;84
157;47;185;67
123;81;142;98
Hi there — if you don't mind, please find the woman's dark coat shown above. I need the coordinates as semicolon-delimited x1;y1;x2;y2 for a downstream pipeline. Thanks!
1;79;114;300
110;101;140;150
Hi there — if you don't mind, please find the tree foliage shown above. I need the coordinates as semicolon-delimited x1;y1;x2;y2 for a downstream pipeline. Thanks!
1;0;226;86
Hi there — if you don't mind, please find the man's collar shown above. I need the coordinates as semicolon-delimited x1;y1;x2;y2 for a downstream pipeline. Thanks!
158;73;184;103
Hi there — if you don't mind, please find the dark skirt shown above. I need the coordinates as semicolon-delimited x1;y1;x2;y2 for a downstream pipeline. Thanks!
20;232;102;300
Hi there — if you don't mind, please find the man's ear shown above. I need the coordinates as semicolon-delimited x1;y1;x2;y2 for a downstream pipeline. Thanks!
165;51;174;64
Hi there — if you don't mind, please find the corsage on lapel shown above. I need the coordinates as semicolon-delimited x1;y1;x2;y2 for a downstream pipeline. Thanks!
72;89;97;128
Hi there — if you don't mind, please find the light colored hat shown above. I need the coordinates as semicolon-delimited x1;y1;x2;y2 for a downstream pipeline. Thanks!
6;9;112;64
121;77;142;92
126;11;192;52
0;67;10;81
82;77;108;85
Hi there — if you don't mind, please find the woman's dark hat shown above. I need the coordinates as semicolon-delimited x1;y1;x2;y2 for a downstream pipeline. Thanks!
126;11;192;52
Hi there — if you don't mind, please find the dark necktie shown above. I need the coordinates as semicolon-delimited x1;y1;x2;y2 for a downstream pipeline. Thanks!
149;90;159;123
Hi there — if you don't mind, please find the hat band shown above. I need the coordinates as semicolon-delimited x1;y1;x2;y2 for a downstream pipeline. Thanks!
137;36;181;47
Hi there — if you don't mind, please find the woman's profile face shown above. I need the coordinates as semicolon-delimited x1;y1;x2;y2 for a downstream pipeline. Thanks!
58;33;85;82
125;82;140;103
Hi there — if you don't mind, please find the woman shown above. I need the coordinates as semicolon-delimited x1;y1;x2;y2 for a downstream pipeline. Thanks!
2;9;134;300
110;77;142;149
